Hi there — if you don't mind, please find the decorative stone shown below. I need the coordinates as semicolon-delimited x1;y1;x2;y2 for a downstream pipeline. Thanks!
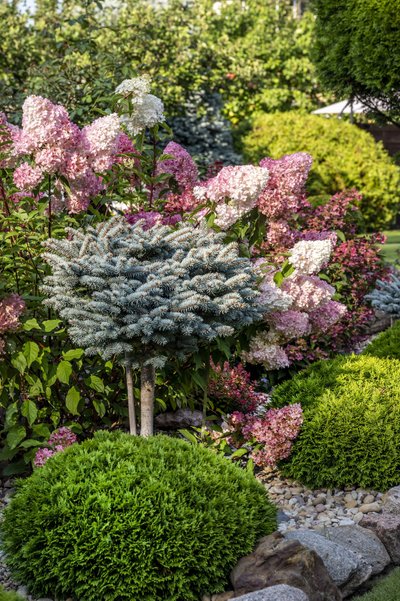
360;512;400;564
382;486;400;515
154;409;203;430
210;593;235;601
231;585;309;601
231;532;341;601
320;525;390;576
359;503;381;514
284;529;372;596
363;495;375;505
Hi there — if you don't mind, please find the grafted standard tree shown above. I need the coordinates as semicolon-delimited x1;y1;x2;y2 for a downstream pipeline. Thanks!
42;217;265;436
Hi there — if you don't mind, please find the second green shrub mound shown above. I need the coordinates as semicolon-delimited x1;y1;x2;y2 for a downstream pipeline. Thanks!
362;321;400;360
242;112;400;231
271;354;400;490
1;431;276;601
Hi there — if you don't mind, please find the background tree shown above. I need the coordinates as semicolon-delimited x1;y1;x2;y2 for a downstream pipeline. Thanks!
42;217;265;436
312;0;400;125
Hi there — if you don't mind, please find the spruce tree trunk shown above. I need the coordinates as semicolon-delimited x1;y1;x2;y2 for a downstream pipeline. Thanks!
125;356;137;435
140;364;155;437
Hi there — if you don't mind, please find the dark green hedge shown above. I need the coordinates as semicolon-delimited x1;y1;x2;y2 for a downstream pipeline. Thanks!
1;432;276;601
271;354;400;490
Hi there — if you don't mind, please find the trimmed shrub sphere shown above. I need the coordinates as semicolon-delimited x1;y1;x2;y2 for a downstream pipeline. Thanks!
362;321;400;360
242;112;400;231
271;355;400;490
1;432;276;601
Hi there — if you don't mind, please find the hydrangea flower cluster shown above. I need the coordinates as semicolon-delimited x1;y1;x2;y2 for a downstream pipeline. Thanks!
117;77;165;135
243;240;347;369
289;239;333;275
193;165;270;229
208;361;269;412
2;96;128;212
33;427;78;467
0;294;26;356
225;403;303;468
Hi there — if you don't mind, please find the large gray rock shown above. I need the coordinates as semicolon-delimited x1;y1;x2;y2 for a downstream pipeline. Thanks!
232;585;309;601
320;525;390;576
231;532;342;601
284;529;371;597
154;409;203;430
360;512;400;563
383;485;400;515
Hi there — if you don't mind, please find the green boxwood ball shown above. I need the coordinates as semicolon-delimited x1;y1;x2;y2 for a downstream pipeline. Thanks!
271;355;400;490
1;432;276;601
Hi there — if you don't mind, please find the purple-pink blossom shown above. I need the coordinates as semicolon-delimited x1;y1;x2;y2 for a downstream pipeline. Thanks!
34;427;78;468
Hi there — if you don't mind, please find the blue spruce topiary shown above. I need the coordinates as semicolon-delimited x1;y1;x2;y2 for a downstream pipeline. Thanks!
367;272;400;317
42;217;264;435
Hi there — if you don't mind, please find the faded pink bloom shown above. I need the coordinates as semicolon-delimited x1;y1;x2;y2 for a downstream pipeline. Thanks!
282;274;334;312
34;426;77;468
308;300;347;332
13;162;43;191
0;294;26;334
258;152;312;219
157;142;199;192
269;310;310;339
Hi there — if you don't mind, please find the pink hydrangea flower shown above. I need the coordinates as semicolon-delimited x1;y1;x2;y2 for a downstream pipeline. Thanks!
308;300;347;332
281;274;334;312
13;162;43;191
0;294;26;334
269;310;311;339
34;427;78;468
157;142;199;192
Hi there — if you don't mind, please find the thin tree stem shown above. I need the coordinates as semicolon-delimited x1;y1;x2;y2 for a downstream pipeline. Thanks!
140;363;155;437
125;355;137;435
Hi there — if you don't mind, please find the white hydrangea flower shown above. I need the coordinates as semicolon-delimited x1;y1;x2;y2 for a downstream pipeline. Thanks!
115;77;151;100
120;94;165;135
289;239;333;275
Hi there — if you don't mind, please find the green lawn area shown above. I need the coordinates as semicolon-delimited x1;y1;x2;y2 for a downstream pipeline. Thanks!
352;568;400;600
381;230;400;263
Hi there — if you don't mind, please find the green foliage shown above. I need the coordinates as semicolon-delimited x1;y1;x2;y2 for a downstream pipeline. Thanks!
271;354;400;490
0;319;127;476
242;112;400;230
353;568;400;601
1;431;276;601
1;0;320;126
362;321;400;360
0;586;24;601
312;0;400;124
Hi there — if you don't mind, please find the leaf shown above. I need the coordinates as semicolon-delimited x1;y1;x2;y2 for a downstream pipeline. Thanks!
178;429;198;444
42;319;62;332
57;361;73;384
23;341;40;367
86;375;105;392
19;439;43;449
11;352;27;374
5;402;18;427
62;348;84;361
6;425;26;450
273;271;284;287
92;399;106;417
23;318;41;331
192;371;207;391
32;424;51;438
21;399;38;426
2;461;28;477
230;447;249;458
335;230;346;243
66;386;81;415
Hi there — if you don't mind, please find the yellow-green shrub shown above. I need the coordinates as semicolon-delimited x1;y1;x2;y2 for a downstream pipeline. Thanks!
271;355;400;490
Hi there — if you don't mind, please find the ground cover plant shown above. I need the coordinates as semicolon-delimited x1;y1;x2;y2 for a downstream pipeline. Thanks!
352;568;400;601
271;354;400;490
0;587;23;601
242;112;400;231
0;431;276;601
